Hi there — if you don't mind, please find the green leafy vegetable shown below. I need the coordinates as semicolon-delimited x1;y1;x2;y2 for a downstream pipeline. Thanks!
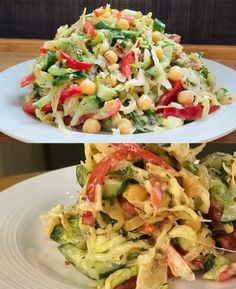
204;254;216;272
183;160;199;175
153;18;166;32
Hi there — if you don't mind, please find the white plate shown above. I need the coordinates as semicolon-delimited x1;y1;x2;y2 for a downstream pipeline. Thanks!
0;166;235;289
0;59;235;143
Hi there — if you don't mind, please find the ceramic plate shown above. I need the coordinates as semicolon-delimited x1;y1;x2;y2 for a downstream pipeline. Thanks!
0;59;235;143
0;167;235;289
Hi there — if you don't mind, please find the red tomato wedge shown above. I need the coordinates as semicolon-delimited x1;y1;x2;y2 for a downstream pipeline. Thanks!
82;211;96;226
163;104;203;120
138;223;157;234
61;51;93;70
20;73;36;87
157;80;183;105
23;102;52;114
85;148;129;202
84;21;97;37
95;98;121;120
169;34;181;43
120;51;135;80
39;47;48;54
41;103;52;113
149;177;164;209
93;8;105;17
59;84;81;104
119;196;137;216
23;101;36;114
114;276;137;289
113;144;179;176
218;264;236;282
209;105;220;114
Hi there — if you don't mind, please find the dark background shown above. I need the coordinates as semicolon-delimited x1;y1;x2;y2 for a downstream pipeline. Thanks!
0;144;235;177
1;0;236;44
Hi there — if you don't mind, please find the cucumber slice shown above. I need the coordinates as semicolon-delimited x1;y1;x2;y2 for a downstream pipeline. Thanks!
42;51;56;71
91;31;105;46
102;179;125;199
59;243;122;280
216;88;228;102
76;164;88;187
221;187;236;223
70;95;102;126
50;225;86;249
33;95;50;109
97;83;117;101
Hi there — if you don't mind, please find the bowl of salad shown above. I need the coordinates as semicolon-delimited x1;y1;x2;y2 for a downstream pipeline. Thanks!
42;143;236;289
20;5;234;135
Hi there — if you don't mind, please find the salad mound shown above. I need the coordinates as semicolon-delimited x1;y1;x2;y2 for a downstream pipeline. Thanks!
43;144;236;289
20;6;233;134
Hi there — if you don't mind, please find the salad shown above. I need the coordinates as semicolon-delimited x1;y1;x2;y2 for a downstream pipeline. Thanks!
20;6;233;134
43;144;236;289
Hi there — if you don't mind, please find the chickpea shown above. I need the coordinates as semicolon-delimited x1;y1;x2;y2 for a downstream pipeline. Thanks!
82;118;101;133
80;79;96;95
117;18;130;30
155;46;164;60
137;94;153;110
104;74;117;87
177;90;195;105
105;50;118;64
152;31;162;43
168;66;183;81
125;184;148;202
118;118;133;134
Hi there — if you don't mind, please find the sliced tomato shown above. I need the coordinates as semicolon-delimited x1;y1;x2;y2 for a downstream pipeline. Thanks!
20;72;36;87
84;21;97;37
86;148;129;202
82;211;96;226
120;51;135;80
113;144;179;176
39;47;48;54
23;101;52;114
116;45;125;58
23;101;36;114
218;263;236;282
169;34;181;43
59;84;81;104
114;276;137;289
163;103;203;120
93;7;105;17
95;98;121;120
157;80;183;105
61;51;93;70
209;105;220;114
119;196;137;216
138;223;157;234
149;177;164;209
41;103;52;113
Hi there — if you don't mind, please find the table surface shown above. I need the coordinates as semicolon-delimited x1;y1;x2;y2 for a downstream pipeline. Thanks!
0;171;43;192
0;38;236;143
